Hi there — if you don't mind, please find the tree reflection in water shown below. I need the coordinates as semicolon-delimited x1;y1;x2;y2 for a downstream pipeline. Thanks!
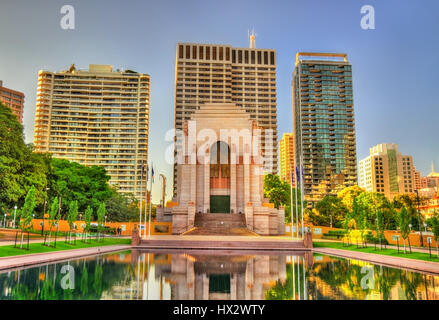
0;251;438;300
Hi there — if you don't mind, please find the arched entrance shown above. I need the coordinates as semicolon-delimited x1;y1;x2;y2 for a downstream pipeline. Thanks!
210;141;230;213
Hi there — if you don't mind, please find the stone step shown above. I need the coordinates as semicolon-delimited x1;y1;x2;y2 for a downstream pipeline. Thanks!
184;227;257;236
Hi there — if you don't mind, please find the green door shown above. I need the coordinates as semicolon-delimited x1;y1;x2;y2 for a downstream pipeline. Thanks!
210;195;230;213
209;274;231;293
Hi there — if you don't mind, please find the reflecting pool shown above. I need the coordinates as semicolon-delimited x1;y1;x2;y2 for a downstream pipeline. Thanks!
0;250;438;300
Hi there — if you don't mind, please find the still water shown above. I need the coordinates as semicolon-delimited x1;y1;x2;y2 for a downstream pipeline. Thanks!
0;250;438;300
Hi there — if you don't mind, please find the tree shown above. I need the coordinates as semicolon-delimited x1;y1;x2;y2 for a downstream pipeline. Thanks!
398;206;411;254
105;187;138;222
0;102;49;213
337;185;366;212
83;205;93;242
311;196;346;228
263;174;304;224
47;197;59;247
18;186;36;248
376;209;385;248
263;174;290;209
67;200;78;244
49;158;112;216
427;212;439;258
96;203;106;241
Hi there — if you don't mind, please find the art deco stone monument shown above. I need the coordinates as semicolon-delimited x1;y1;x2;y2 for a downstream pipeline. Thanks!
157;103;284;235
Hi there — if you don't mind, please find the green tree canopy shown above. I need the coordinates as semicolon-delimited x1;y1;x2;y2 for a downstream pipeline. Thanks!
105;187;139;222
309;196;346;227
337;185;366;212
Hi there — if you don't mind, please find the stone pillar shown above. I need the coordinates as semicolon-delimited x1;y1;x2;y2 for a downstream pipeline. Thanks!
244;164;250;205
304;231;313;249
230;164;237;213
204;164;210;213
132;227;140;246
190;164;196;204
187;202;196;229
245;203;253;231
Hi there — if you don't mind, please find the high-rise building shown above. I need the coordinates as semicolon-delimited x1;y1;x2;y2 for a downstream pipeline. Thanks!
420;161;439;188
279;133;295;186
413;166;421;190
173;41;278;195
33;64;150;199
292;53;357;204
0;80;25;124
359;143;416;199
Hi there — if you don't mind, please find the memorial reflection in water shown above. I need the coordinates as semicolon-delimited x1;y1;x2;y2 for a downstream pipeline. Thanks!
0;250;438;300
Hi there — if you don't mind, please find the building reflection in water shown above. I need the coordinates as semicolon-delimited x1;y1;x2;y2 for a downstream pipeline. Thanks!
1;250;438;300
126;250;311;300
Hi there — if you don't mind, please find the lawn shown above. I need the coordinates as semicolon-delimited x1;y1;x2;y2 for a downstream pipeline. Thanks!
0;238;131;258
313;241;439;263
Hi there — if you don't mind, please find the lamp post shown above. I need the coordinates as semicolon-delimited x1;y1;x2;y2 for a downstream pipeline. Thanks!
13;205;17;229
3;214;6;228
424;223;428;233
415;190;424;247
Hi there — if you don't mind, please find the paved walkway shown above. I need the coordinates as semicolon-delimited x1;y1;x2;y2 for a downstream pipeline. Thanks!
314;247;439;275
140;234;304;241
0;245;131;271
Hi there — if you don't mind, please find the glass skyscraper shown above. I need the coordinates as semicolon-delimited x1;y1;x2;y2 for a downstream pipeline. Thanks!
292;53;357;205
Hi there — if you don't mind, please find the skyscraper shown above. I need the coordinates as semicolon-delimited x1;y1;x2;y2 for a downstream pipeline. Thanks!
173;41;278;195
0;80;25;124
278;133;295;186
359;143;416;200
33;64;150;199
292;52;357;204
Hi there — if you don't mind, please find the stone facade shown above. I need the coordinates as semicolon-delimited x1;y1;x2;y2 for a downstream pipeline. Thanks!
157;103;284;235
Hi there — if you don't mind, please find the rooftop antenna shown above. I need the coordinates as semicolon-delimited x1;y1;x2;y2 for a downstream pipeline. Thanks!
248;28;256;49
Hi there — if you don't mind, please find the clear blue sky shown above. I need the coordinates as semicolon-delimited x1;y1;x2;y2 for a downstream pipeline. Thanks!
1;0;438;203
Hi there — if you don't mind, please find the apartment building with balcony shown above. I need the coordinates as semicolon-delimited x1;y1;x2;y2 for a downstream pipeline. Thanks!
33;64;150;199
292;53;357;204
0;80;25;124
279;133;295;186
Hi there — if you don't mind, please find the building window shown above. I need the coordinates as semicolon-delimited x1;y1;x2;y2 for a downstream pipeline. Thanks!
186;45;190;59
245;50;249;64
226;47;230;61
179;45;183;59
206;46;210;60
264;51;268;65
219;47;223;60
199;46;204;60
193;46;197;60
251;51;255;64
270;52;275;65
232;49;236;63
257;51;262;64
213;47;217;60
238;50;242;63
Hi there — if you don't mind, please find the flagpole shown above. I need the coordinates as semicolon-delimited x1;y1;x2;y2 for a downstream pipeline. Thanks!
300;160;305;240
148;164;153;239
289;166;294;241
292;256;296;300
144;164;149;238
295;167;299;240
139;161;143;237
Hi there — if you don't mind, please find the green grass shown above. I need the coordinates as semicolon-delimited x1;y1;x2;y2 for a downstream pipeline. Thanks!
313;241;439;263
0;238;131;258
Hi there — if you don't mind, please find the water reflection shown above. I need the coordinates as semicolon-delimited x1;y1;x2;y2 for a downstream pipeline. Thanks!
0;250;438;300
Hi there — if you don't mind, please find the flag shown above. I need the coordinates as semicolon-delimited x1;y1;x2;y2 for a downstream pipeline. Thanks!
301;164;305;180
295;166;300;183
146;164;149;182
290;170;294;186
151;165;155;183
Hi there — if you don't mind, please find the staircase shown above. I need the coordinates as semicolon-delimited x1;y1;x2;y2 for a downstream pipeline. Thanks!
183;213;257;236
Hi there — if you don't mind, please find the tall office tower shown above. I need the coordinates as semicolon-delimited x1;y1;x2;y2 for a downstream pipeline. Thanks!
359;143;416;200
292;53;357;204
279;133;295;186
33;64;150;199
173;40;278;195
0;80;25;124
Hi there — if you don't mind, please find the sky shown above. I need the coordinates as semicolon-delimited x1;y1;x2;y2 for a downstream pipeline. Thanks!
1;0;438;203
